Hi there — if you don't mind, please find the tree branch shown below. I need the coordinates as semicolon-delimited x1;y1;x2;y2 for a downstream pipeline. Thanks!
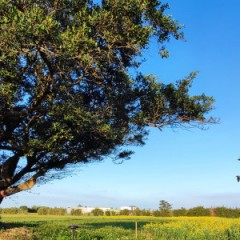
3;171;45;197
0;154;22;187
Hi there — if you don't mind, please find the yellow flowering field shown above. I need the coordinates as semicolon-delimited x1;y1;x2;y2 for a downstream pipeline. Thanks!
143;217;240;240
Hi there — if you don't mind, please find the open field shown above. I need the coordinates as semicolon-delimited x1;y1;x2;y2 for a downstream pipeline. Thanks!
1;214;240;239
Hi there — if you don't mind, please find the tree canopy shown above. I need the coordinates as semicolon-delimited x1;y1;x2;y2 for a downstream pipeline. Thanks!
159;200;172;217
0;0;215;202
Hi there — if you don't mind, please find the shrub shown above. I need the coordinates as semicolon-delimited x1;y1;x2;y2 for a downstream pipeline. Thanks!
29;206;39;213
37;207;49;215
214;207;240;218
91;208;104;216
71;209;82;216
1;208;19;214
187;206;210;216
152;210;161;217
119;209;130;216
48;208;66;215
173;208;188;217
105;210;111;216
19;206;29;213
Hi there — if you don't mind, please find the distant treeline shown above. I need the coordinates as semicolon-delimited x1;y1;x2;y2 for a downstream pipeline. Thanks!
0;206;66;215
1;206;240;218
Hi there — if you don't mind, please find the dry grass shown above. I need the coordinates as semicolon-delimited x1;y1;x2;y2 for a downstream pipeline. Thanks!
0;227;31;240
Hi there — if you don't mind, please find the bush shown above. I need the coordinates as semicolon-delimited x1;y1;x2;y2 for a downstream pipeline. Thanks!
173;208;188;217
71;209;82;216
131;208;151;216
1;208;19;214
29;206;39;213
91;208;104;216
132;208;142;216
110;210;117;216
37;207;49;215
19;206;29;213
48;208;66;215
119;209;130;216
141;209;151;216
187;206;210;216
105;210;111;216
37;207;66;215
214;207;240;218
152;210;161;217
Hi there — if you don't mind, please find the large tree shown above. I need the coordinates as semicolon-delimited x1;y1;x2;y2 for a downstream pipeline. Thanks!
159;200;172;217
0;0;214;203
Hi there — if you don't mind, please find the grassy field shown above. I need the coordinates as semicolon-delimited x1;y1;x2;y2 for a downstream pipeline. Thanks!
1;214;240;239
0;214;165;240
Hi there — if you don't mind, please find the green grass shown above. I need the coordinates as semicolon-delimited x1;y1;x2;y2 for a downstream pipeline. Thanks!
3;214;240;239
0;214;170;239
1;213;168;227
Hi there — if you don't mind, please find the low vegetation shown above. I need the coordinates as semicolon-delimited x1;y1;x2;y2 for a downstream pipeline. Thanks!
1;205;240;218
1;213;240;239
1;202;240;239
144;217;240;239
0;200;240;240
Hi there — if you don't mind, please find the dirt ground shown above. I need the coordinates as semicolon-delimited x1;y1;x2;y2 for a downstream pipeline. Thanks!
0;227;32;240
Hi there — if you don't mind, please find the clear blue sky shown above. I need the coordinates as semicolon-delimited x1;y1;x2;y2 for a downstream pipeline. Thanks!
2;0;240;209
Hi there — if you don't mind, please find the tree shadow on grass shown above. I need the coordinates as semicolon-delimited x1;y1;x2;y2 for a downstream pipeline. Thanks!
0;221;41;230
83;221;151;230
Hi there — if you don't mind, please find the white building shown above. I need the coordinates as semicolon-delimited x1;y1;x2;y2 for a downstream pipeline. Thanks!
66;206;115;214
120;206;137;211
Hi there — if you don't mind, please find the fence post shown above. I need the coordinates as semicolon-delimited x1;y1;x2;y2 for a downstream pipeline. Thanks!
135;221;138;239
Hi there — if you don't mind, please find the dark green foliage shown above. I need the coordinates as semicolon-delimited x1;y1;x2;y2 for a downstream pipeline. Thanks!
105;210;112;216
0;207;19;214
132;208;150;216
109;210;117;216
139;209;151;216
19;205;29;213
0;0;215;201
48;208;66;215
37;207;66;215
33;223;133;240
105;210;117;216
152;210;161;217
214;207;240;218
71;208;83;216
91;208;104;216
159;200;172;217
29;206;39;213
37;207;49;215
119;209;131;216
187;206;211;217
3;206;240;218
172;208;188;217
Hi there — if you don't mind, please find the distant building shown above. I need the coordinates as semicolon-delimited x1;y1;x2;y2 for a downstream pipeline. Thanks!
66;206;117;214
120;206;137;211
